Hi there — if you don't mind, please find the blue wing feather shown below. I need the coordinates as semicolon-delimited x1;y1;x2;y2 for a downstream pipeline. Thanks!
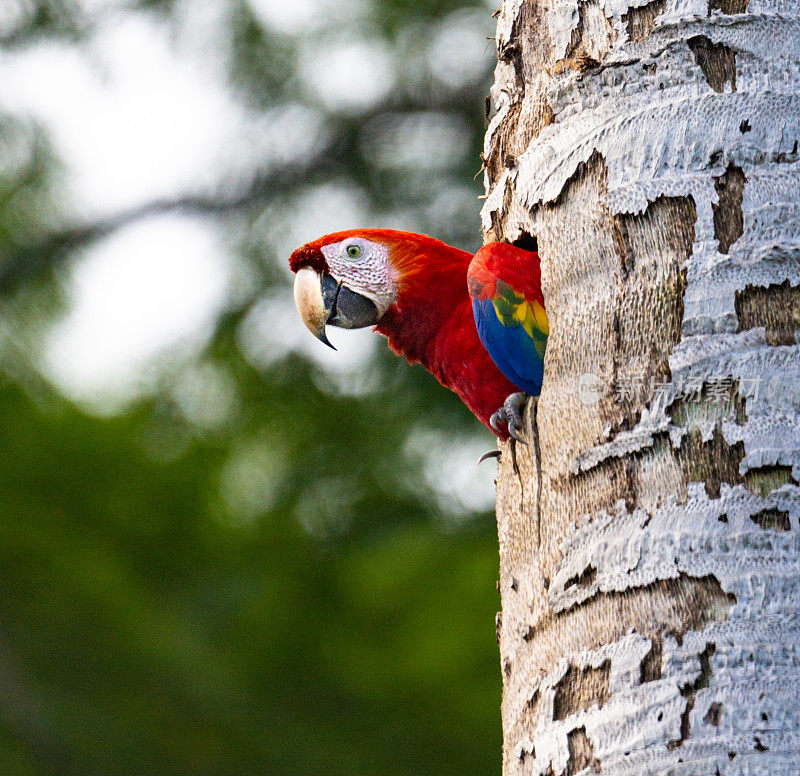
472;297;545;396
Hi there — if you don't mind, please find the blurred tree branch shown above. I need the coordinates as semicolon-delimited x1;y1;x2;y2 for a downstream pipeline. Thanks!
0;0;172;50
0;85;479;294
0;0;92;50
0;162;312;294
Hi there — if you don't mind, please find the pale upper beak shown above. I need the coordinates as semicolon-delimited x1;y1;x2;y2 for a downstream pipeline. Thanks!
293;267;336;349
293;267;381;350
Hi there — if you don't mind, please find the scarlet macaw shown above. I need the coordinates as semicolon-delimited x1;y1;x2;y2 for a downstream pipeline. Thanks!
290;229;547;441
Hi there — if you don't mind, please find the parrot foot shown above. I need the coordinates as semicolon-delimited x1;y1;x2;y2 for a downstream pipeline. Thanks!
490;392;528;444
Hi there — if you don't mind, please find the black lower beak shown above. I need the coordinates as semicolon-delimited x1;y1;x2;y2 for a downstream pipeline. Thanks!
321;274;380;330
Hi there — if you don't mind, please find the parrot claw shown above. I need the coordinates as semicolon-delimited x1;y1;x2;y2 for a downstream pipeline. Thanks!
478;449;501;465
508;423;526;444
490;392;529;444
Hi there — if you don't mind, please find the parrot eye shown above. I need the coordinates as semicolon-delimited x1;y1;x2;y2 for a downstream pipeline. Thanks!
345;244;362;259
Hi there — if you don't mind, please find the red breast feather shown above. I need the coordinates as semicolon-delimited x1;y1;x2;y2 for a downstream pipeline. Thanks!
371;234;518;435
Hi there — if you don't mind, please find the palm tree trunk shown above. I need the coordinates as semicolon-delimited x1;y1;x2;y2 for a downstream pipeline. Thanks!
482;1;800;774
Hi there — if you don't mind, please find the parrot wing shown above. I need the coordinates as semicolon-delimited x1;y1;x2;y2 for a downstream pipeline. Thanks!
467;244;548;397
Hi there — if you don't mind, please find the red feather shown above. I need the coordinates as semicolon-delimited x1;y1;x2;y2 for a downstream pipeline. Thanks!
290;230;522;437
467;242;544;307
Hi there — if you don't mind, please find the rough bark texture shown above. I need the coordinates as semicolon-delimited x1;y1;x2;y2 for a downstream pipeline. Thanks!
482;1;800;774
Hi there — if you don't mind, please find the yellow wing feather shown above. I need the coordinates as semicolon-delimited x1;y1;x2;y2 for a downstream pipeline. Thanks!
512;299;549;338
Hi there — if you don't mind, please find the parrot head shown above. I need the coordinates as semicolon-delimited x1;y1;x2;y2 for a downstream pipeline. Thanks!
290;229;469;351
290;230;400;349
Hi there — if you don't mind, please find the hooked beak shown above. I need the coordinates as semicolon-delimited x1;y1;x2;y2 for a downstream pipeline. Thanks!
293;267;380;350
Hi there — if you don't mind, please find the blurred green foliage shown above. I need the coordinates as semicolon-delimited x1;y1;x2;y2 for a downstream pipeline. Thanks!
0;0;502;773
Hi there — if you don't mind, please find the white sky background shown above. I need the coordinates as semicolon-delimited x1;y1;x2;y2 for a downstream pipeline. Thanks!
0;7;239;400
0;1;381;401
0;0;498;511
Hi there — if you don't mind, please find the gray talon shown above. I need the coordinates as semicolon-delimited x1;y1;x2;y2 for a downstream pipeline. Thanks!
493;392;528;443
508;421;526;445
478;450;502;464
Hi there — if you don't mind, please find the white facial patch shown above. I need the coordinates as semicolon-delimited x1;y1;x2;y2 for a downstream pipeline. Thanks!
321;237;398;316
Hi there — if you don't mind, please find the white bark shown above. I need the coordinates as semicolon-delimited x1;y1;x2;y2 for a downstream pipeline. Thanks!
482;1;800;774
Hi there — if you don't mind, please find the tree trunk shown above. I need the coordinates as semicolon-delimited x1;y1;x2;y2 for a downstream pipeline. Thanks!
482;1;800;774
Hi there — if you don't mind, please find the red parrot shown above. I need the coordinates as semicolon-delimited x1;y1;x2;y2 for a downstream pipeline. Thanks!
289;229;547;441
